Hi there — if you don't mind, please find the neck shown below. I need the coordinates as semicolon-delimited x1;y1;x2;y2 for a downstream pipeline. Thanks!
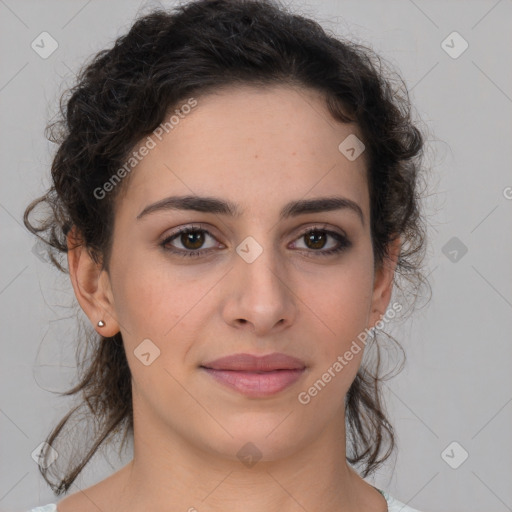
113;398;384;512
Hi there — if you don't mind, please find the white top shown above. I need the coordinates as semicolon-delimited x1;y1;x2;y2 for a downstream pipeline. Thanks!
27;490;423;511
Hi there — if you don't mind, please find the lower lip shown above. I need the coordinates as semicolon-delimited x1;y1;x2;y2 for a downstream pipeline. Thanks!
201;368;306;397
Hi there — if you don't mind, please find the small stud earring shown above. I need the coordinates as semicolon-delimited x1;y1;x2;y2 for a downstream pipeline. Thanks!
97;320;105;327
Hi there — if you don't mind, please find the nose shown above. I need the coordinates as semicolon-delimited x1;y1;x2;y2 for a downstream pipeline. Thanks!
221;240;297;336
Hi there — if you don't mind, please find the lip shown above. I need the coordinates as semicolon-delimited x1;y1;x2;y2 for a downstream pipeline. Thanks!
200;352;307;398
201;352;306;371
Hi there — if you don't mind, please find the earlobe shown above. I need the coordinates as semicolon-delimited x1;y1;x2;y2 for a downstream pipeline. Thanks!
66;226;120;337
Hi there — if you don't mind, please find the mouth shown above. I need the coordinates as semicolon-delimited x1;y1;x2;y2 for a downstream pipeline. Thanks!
200;367;306;397
200;352;307;398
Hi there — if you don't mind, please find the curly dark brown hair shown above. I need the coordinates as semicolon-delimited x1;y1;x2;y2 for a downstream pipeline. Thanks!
24;0;433;495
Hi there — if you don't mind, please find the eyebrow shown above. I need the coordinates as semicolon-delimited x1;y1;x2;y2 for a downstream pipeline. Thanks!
136;195;365;226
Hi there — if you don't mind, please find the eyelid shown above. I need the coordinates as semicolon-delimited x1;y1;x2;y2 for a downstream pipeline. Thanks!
293;222;347;239
160;222;350;257
160;222;346;243
160;223;223;248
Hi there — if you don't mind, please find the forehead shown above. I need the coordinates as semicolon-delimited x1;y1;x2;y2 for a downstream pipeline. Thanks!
114;84;369;222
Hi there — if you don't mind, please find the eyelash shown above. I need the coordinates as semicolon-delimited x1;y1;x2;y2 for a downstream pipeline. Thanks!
160;224;352;259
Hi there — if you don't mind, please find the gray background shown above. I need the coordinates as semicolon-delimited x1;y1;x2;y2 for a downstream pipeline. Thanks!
1;0;511;511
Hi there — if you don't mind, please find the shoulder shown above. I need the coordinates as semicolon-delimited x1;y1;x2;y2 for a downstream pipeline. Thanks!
27;492;424;512
34;462;133;512
380;489;424;512
28;487;422;512
26;505;57;512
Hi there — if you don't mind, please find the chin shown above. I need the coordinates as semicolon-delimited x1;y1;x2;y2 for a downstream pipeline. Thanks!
196;413;313;464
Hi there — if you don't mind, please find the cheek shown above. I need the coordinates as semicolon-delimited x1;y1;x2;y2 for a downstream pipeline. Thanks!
108;249;172;341
295;266;373;411
110;252;215;350
298;262;374;351
110;238;374;359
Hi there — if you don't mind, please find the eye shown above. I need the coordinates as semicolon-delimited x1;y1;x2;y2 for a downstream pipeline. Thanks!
160;224;351;259
291;227;351;257
160;225;221;258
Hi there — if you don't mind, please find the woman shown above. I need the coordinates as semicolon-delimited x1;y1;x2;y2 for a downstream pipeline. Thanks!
24;0;431;510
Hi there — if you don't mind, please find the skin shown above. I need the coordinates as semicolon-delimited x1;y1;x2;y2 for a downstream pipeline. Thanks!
61;84;400;512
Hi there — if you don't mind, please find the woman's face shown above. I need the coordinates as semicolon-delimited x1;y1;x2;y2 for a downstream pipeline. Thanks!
83;84;397;462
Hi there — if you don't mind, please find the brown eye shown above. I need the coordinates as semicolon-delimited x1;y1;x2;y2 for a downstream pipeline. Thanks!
180;230;206;250
292;228;351;257
161;226;220;258
304;230;328;250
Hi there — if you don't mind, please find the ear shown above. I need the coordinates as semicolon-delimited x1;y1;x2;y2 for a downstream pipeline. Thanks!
368;235;401;330
66;226;119;337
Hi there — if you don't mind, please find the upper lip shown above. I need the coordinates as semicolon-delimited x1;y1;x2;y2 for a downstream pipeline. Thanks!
201;352;306;371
